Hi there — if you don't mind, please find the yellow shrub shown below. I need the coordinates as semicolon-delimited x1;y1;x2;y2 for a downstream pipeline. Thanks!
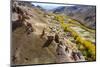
54;14;96;60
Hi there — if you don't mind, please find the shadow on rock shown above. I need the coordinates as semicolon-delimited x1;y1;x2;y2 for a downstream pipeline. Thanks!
42;36;54;48
12;20;23;32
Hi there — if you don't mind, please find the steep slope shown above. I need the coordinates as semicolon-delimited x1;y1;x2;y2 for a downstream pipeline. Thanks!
12;1;96;65
53;5;96;29
11;1;57;65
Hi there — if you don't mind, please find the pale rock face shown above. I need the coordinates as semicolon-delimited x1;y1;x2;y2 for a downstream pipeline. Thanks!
56;44;74;63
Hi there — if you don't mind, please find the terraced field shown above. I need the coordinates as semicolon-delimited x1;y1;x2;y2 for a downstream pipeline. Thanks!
70;26;95;43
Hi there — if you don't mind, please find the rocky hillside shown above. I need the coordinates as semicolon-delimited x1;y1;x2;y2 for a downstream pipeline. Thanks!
53;5;96;29
11;1;95;66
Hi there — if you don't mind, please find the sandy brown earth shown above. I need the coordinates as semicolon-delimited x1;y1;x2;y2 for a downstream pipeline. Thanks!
11;1;86;65
11;2;58;65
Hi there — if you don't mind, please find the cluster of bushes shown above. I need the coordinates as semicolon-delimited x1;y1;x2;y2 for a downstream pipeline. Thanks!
54;15;96;61
55;15;64;23
64;26;95;60
76;36;96;60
